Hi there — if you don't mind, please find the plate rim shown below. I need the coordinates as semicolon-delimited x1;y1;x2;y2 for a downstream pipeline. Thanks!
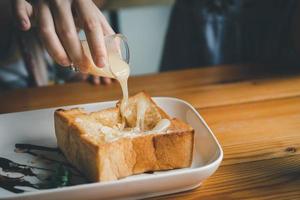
0;97;223;199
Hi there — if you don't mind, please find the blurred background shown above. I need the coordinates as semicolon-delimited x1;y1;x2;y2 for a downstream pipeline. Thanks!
1;0;300;90
102;1;172;75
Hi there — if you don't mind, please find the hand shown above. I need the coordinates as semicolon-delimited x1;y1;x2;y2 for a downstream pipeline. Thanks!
13;0;114;85
68;73;112;85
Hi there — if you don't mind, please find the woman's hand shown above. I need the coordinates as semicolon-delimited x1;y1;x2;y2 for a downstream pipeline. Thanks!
13;0;113;85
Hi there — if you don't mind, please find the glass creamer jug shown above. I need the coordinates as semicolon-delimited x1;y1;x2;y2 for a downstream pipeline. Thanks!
77;34;130;79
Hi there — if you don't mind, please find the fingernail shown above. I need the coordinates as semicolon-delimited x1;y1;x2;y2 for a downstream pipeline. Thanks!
20;19;27;30
94;77;100;85
95;57;107;68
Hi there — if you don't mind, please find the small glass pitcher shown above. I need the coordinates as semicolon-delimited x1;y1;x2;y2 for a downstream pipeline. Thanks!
75;34;130;78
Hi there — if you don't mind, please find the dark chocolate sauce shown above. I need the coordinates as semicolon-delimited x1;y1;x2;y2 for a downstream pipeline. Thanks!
15;144;60;152
0;143;87;194
15;143;75;169
0;157;36;176
0;175;39;193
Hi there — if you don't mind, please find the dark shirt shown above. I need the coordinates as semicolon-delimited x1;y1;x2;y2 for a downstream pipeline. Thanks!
161;0;299;71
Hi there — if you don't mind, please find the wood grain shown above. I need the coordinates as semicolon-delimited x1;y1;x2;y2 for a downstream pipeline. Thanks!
155;155;300;200
160;75;300;109
1;65;299;113
152;96;300;199
199;96;300;166
2;65;300;199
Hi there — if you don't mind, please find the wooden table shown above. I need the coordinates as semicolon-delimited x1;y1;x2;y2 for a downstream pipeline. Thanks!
1;65;300;199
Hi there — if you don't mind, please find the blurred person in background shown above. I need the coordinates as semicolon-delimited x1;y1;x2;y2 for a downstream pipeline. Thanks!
3;0;299;91
0;0;113;90
162;0;300;71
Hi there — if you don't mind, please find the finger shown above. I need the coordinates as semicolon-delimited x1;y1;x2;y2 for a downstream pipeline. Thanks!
76;1;107;68
101;77;112;85
81;74;89;80
26;1;33;16
14;0;32;30
93;76;100;85
38;1;70;66
50;1;84;68
99;12;124;57
67;73;88;82
99;12;115;35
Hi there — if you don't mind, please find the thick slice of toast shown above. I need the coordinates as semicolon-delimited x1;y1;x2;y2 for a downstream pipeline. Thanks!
54;92;194;182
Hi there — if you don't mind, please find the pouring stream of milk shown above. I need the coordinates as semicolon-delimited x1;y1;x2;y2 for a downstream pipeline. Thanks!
82;40;129;121
82;39;169;132
107;52;130;123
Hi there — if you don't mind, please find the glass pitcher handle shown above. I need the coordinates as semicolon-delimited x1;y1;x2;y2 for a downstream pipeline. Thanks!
114;34;130;64
106;34;130;64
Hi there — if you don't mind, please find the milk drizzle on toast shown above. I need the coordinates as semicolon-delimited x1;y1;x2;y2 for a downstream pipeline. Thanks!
110;55;170;133
107;52;130;129
83;40;170;133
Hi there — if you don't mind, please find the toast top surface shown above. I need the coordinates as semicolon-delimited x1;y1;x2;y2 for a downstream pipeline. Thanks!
55;92;193;144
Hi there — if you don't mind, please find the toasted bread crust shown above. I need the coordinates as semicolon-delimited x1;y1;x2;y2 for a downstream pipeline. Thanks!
54;92;194;182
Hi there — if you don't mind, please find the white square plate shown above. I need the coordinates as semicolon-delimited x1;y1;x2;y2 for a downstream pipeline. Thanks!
0;97;223;200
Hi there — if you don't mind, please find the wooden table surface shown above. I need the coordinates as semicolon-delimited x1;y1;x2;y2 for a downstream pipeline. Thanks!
1;64;300;199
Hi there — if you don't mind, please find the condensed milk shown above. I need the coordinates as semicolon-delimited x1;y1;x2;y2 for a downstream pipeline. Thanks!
80;34;169;132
